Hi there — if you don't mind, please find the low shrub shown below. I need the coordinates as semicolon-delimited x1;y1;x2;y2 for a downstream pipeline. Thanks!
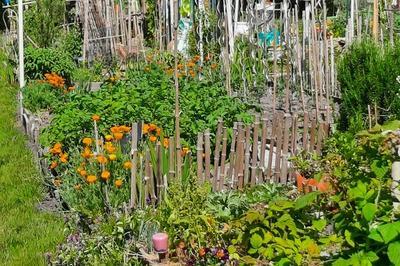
337;39;400;131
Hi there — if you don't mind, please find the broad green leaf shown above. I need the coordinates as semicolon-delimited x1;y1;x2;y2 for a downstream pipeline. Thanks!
377;223;399;244
345;230;355;247
362;203;377;222
365;251;379;262
371;160;388;179
250;233;263;249
295;192;320;210
227;245;236;254
277;258;291;266
388;241;400;266
263;232;273;244
368;229;384;243
312;219;327;232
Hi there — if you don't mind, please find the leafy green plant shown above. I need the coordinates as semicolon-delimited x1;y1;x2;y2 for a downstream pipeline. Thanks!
22;81;62;113
25;46;76;81
337;39;400;131
24;0;66;48
40;61;254;150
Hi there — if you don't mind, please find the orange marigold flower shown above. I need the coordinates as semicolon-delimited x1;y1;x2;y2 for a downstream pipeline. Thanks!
53;178;62;187
101;170;111;181
156;127;161;136
149;135;157;142
115;179;123;188
109;154;117;161
177;63;184;70
82;137;93;146
189;69;195;78
211;63;218;70
181;147;190;157
149;123;157;131
87;175;97;184
96;155;108;164
92;114;100;121
120;125;131;133
163;138;169;148
123;161;132;170
104;142;117;153
111;126;122;133
193;55;201;61
82;147;93;159
68;86;75;91
79;169;87;177
307;178;318;187
113;132;124;141
50;161;58;169
187;61;196;68
105;135;113;141
60;153;68;163
74;184;81;190
50;143;62;155
142;124;150;134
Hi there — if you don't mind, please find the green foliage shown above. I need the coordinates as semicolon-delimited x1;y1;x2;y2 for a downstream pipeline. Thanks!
188;10;220;56
25;46;76;81
337;39;400;131
57;26;83;58
22;82;62;113
25;0;66;48
40;63;254;149
52;210;157;264
156;178;223;251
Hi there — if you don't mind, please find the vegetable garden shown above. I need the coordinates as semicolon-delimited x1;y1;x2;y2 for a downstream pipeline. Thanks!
1;0;400;265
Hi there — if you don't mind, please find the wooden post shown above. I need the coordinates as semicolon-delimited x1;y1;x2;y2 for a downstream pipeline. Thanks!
280;114;291;184
250;115;260;186
213;119;223;190
204;129;211;181
130;122;138;209
227;123;238;188
168;137;175;179
373;0;379;41
259;113;268;182
302;112;309;152
274;113;284;183
219;128;228;191
243;125;251;186
197;133;204;182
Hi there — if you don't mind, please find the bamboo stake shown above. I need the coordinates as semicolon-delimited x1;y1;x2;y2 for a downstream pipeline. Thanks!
259;113;268;182
197;133;204;182
236;123;245;189
204;129;211;182
280;114;291;184
302;112;309;152
219;128;228;191
156;142;162;197
373;0;379;41
309;119;317;152
168;137;175;179
243;125;251;186
250;115;260;186
316;123;324;155
213;119;223;190
267;114;277;180
227;123;238;187
173;0;182;181
274;113;284;183
130;122;138;209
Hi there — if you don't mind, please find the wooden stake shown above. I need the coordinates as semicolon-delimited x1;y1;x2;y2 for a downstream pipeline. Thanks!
219;128;228;191
213;119;223;190
243;125;251;186
204;129;211;182
130;122;138;209
197;133;204;182
250;115;260;186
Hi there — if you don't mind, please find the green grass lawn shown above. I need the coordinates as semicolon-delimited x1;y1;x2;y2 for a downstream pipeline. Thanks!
0;85;64;265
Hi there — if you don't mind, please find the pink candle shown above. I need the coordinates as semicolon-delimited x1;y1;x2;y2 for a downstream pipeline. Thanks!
152;233;168;252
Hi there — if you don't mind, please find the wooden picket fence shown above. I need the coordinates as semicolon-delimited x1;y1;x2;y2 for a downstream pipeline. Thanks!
194;111;330;191
128;111;329;207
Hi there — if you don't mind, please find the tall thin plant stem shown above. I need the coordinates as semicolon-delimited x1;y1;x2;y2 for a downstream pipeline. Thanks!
173;0;181;180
